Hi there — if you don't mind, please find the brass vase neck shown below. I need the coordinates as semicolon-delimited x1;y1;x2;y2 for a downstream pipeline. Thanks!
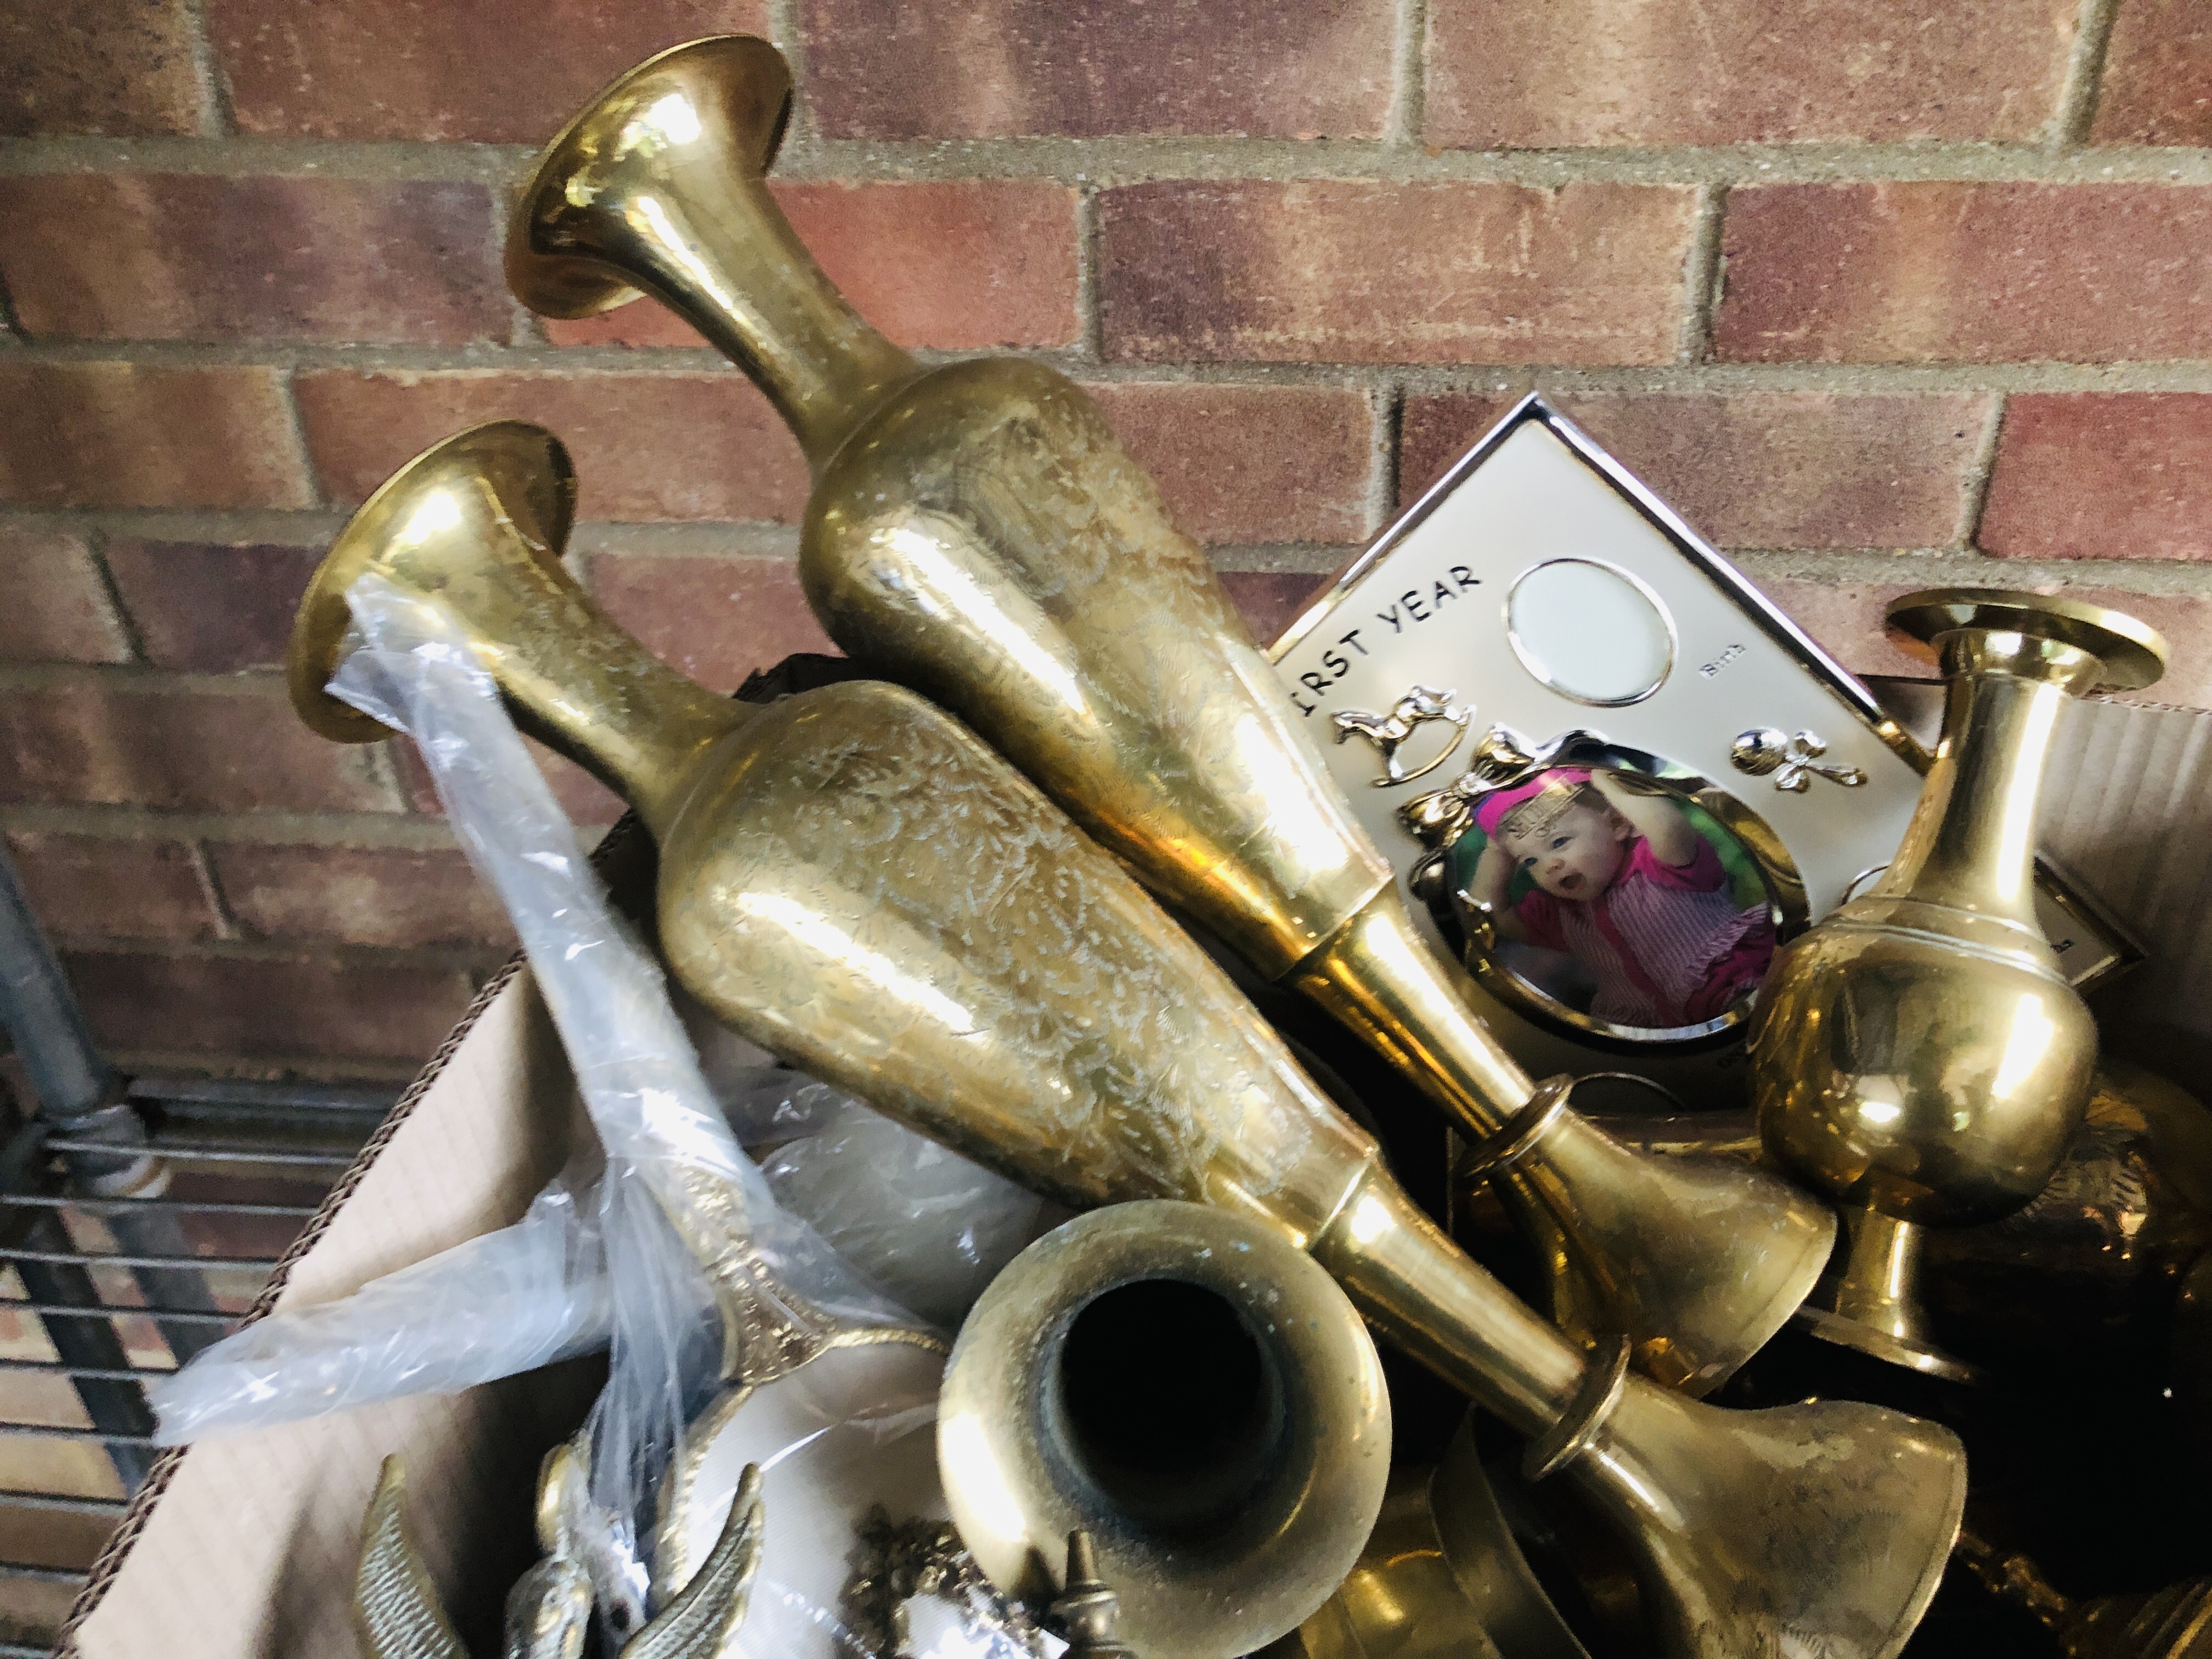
1870;631;2094;929
289;423;743;840
509;36;919;472
1310;1170;1582;1430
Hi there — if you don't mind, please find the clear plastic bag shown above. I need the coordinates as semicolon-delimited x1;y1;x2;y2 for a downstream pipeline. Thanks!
757;1094;1046;1330
328;577;922;1623
155;573;1056;1650
145;1154;613;1444
144;1069;1048;1447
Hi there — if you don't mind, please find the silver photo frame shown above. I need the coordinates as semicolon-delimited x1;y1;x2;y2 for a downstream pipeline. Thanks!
1269;393;2136;1103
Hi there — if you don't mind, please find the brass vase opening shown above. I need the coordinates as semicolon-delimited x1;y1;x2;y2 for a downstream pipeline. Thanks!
506;33;1837;1400
295;425;1968;1659
1752;587;2168;1382
938;1201;1392;1659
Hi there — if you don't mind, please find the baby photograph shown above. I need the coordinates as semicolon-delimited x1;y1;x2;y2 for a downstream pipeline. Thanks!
1446;766;1777;1035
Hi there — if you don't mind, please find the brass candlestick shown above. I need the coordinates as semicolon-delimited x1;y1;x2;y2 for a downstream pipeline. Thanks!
295;425;1966;1659
504;34;1836;1398
1753;588;2166;1381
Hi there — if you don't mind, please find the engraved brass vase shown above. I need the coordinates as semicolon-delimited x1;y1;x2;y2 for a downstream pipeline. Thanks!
504;33;1836;1399
1752;588;2168;1381
295;425;1967;1659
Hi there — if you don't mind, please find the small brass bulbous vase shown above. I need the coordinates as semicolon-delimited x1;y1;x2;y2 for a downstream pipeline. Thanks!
1751;588;2167;1381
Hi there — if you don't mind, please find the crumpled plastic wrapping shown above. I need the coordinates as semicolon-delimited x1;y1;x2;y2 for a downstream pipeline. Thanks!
146;1152;614;1443
275;578;911;1621
145;1070;1045;1447
755;1091;1046;1330
149;575;1050;1653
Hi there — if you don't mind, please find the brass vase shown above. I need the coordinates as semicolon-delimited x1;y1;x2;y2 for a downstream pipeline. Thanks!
503;33;1836;1399
937;1200;1391;1659
293;424;1966;1659
1752;588;2167;1381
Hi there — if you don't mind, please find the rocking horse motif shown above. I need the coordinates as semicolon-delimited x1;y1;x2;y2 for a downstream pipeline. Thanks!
1330;685;1472;787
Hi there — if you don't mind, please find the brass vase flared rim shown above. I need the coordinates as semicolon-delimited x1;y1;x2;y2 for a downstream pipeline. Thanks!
1886;586;2168;691
505;33;793;321
285;420;577;744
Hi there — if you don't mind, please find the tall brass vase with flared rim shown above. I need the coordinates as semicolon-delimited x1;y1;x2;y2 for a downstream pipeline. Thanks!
1752;586;2168;1384
503;31;1836;1401
294;422;1967;1659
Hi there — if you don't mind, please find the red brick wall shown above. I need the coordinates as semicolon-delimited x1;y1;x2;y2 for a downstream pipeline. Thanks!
2;0;2209;1077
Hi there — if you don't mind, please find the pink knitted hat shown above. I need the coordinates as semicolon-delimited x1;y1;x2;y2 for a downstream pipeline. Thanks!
1474;768;1595;840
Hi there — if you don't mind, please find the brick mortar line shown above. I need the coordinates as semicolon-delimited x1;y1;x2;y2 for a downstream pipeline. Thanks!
0;505;351;541
7;134;2212;187
573;522;800;559
1959;397;2012;550
1731;550;2212;599
183;840;243;941
1209;541;1369;577
766;0;814;148
16;338;2212;397
0;663;301;695
1074;185;1103;362
0;530;1342;605
1386;0;1426;148
275;365;326;511
1363;384;1401;541
80;530;150;666
0;803;466;849
0;523;1345;573
174;0;235;139
0;507;809;557
1676;184;1725;365
49;935;507;970
2051;0;2124;149
10;515;2212;586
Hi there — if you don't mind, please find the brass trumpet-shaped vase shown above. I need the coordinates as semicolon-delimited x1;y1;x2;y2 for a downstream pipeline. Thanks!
1752;588;2168;1381
294;425;1966;1659
504;33;1835;1398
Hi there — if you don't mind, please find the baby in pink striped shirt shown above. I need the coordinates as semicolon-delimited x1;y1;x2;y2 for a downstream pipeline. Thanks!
1464;768;1774;1030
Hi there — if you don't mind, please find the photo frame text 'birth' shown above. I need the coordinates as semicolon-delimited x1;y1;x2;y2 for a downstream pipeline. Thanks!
1268;393;2136;1109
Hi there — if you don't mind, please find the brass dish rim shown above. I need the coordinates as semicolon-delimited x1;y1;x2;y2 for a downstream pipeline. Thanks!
285;420;577;743
651;1322;950;1601
1792;1299;1985;1386
1886;586;2168;692
505;33;793;320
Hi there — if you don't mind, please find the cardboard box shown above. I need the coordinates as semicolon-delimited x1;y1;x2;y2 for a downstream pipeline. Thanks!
57;682;2212;1656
